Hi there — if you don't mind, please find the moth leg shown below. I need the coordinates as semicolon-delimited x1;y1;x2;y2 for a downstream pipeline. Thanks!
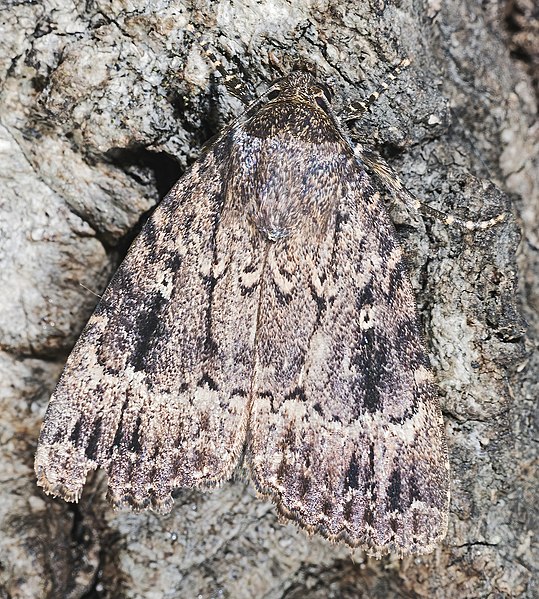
353;143;506;231
204;48;252;104
344;58;411;121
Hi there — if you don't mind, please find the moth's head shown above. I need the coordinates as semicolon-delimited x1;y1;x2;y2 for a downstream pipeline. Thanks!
264;71;334;114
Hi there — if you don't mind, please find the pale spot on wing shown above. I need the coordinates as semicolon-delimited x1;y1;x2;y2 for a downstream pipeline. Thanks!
359;304;376;330
414;365;433;385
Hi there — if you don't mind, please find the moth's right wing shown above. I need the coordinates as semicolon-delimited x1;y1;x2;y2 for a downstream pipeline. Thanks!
35;143;262;512
247;165;449;556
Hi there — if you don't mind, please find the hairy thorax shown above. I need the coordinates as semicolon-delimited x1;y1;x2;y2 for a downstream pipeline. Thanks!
227;101;353;241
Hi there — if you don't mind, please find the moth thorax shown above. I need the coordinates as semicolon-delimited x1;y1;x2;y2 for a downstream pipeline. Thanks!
246;176;335;242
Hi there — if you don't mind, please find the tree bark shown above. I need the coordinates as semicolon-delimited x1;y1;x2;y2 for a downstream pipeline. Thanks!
0;0;536;597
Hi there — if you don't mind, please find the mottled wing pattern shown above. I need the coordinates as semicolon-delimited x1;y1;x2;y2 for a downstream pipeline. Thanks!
247;164;449;557
36;68;450;557
35;143;263;512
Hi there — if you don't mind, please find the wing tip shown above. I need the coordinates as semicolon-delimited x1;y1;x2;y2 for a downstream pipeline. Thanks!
34;442;91;503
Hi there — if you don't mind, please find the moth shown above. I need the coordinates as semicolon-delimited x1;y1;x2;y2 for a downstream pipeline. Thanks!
35;68;450;557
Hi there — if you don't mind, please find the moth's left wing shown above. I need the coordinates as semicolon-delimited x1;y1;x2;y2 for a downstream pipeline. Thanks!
35;145;263;512
247;167;449;557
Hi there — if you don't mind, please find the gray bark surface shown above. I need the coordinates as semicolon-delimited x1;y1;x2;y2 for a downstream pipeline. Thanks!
0;1;536;597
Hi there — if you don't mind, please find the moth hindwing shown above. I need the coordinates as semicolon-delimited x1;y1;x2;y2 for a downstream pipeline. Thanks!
35;70;450;558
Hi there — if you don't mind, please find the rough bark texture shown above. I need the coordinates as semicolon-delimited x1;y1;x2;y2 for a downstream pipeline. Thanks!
0;1;536;598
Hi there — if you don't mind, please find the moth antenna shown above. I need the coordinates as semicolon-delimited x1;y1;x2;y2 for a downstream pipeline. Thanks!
79;283;103;299
186;24;253;104
354;144;506;230
344;57;411;121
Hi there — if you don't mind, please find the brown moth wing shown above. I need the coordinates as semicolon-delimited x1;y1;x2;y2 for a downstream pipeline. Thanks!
35;145;262;512
247;164;450;557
